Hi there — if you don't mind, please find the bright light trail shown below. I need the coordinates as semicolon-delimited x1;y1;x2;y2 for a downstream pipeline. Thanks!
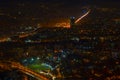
75;10;91;23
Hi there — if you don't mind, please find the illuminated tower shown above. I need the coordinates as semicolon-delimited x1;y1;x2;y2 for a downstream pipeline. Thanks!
70;17;75;28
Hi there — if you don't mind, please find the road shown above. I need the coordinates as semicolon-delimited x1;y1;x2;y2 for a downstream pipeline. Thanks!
0;61;50;80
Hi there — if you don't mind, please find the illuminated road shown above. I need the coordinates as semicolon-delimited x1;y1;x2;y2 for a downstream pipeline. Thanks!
0;61;49;80
39;66;62;80
0;31;36;42
0;13;17;19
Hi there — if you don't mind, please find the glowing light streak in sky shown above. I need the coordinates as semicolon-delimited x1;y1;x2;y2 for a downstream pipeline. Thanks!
75;10;91;23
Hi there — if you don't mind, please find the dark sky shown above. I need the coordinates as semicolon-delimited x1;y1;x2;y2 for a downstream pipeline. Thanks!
0;0;120;9
0;0;120;5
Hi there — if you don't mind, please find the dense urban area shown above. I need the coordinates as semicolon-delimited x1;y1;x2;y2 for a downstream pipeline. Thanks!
0;0;120;80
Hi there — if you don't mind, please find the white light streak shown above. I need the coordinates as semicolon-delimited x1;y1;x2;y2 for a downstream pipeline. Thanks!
75;10;91;23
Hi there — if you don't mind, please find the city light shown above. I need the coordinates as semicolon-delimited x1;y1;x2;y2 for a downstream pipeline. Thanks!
55;22;70;28
0;1;120;80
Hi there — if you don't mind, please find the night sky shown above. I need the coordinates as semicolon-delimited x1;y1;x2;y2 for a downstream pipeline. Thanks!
0;0;120;5
0;0;120;13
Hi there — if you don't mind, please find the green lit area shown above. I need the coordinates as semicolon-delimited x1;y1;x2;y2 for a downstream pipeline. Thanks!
21;57;52;73
27;63;51;72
